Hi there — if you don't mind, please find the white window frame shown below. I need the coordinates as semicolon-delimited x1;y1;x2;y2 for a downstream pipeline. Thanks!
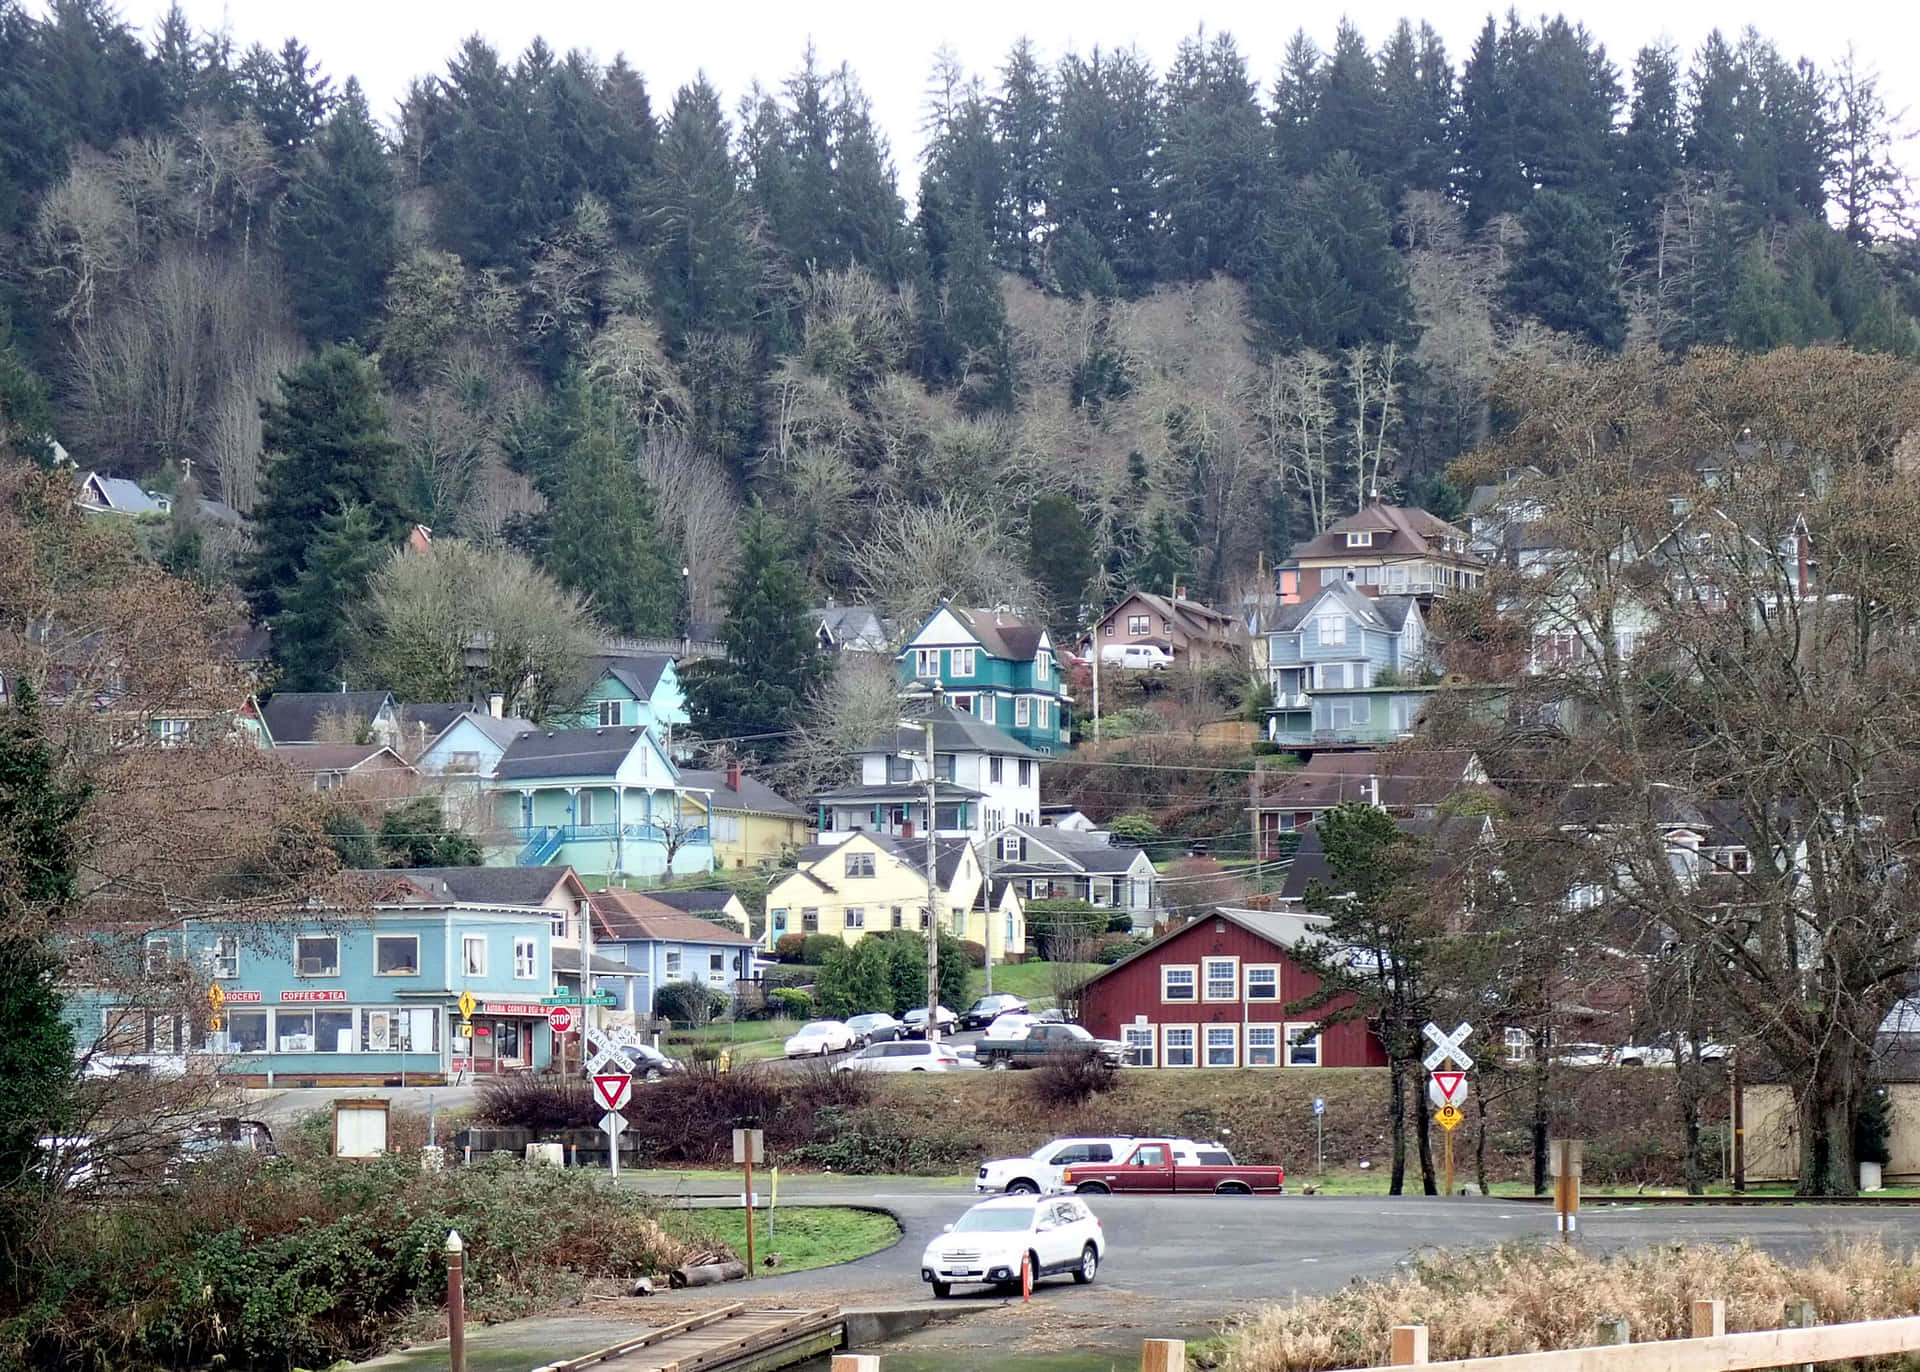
989;756;1004;783
212;933;239;980
1503;1027;1533;1064
1245;964;1279;1000
1284;1021;1323;1067
846;906;866;930
462;934;487;978
1346;530;1373;547
448;750;481;774
1247;1024;1280;1067
144;936;171;975
1018;759;1033;786
514;937;537;980
1014;696;1031;727
845;851;875;879
1122;1024;1156;1067
979;693;995;723
952;647;977;676
375;934;420;976
1316;615;1347;647
1202;956;1239;1002
914;649;940;678
576;790;594;825
295;934;340;978
1205;1024;1238;1068
1127;614;1151;636
1161;964;1197;1003
1162;1025;1198;1068
597;699;623;727
666;950;682;976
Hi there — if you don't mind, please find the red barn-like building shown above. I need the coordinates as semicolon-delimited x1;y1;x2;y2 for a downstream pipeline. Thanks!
1076;907;1387;1069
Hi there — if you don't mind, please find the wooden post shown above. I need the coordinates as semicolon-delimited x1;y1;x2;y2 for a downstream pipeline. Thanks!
445;1230;466;1372
1692;1300;1727;1339
1390;1326;1430;1366
1141;1339;1186;1372
1732;1050;1746;1192
1594;1317;1630;1346
831;1358;880;1372
1785;1297;1817;1372
743;1151;755;1277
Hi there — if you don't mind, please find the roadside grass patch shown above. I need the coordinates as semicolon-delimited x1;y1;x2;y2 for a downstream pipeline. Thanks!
969;962;1102;1006
1222;1238;1920;1372
689;1206;901;1273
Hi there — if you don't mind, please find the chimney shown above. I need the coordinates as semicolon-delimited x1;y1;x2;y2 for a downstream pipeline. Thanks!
727;760;742;792
488;693;504;718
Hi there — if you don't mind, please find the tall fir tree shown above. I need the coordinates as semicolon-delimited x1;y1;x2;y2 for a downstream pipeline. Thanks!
1502;190;1628;349
1509;17;1622;210
1251;152;1413;353
1051;46;1162;292
1618;44;1683;251
1377;21;1456;204
274;502;386;689
1157;29;1270;279
1314;20;1388;182
424;36;528;267
279;79;396;346
1454;16;1529;227
993;38;1053;276
1028;492;1096;638
0;680;87;1194
247;345;408;624
1269;31;1325;182
639;77;762;344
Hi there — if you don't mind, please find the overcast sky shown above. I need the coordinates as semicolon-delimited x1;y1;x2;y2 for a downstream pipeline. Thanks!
142;0;1914;195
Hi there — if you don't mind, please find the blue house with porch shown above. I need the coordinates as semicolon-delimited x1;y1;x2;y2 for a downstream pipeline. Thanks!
1262;583;1433;749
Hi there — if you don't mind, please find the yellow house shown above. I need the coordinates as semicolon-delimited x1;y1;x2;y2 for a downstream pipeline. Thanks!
766;831;1026;962
678;764;809;870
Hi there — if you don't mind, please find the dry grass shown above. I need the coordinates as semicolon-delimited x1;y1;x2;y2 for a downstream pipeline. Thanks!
1224;1239;1920;1372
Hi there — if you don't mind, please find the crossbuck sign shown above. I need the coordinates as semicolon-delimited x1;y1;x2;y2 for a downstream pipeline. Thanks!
1422;1021;1474;1073
584;1024;643;1076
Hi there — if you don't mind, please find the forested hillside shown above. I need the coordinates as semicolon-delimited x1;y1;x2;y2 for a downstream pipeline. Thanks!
1;2;1915;695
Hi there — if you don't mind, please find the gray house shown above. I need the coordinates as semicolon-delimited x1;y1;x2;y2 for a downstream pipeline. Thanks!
1263;583;1431;748
987;824;1158;929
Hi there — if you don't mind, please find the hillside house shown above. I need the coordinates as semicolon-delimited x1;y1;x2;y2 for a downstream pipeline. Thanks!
1089;591;1241;666
260;690;400;748
560;654;690;735
815;703;1043;845
1280;504;1486;606
677;763;808;868
987;825;1158;927
1251;749;1489;857
588;889;759;1017
812;604;892;655
897;606;1071;753
274;744;417;795
1263;582;1430;747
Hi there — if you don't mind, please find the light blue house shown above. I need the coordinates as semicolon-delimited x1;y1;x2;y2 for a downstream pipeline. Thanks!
413;708;537;778
68;868;585;1085
1264;584;1433;748
587;888;759;1017
487;725;714;883
558;654;690;736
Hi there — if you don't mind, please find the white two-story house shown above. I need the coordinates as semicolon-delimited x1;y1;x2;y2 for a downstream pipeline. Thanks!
814;703;1043;845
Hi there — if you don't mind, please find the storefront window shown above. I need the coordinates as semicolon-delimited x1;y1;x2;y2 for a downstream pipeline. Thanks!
226;1010;268;1052
315;1010;354;1053
276;1010;314;1051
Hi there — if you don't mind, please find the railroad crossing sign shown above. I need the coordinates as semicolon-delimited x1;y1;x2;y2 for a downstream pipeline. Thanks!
1422;1021;1475;1073
592;1073;633;1112
584;1024;644;1075
1428;1070;1470;1109
457;990;476;1021
1435;1103;1465;1131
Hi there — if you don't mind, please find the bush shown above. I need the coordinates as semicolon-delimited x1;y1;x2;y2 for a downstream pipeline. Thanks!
960;939;986;969
774;932;807;961
1106;911;1136;933
619;1061;875;1165
770;987;813;1019
654;980;730;1026
762;963;819;991
1026;1048;1119;1107
1093;932;1146;963
1106;813;1162;844
475;1077;601;1130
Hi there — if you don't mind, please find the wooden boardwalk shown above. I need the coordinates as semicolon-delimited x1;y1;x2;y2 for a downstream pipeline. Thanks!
533;1303;844;1372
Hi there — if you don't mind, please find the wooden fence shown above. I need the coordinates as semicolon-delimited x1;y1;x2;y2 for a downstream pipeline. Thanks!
832;1302;1920;1372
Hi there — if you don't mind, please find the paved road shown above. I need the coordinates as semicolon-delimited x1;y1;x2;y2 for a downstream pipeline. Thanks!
624;1174;1920;1330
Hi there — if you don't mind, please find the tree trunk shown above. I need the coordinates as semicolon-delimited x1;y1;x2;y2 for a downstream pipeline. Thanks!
1530;1018;1551;1196
1796;1035;1870;1197
1474;1091;1491;1195
1414;1068;1438;1195
1388;1056;1408;1195
1677;1050;1708;1196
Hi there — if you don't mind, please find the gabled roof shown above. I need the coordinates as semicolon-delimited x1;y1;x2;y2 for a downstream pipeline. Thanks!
396;703;470;746
589;888;757;944
944;607;1048;661
383;865;586;907
997;824;1147;876
495;725;659;781
261;690;395;745
1286;504;1478;564
812;605;890;648
1267;582;1420;635
1077;904;1336;991
275;744;411;774
678;768;805;818
1104;591;1238;642
1279;814;1494;901
863;702;1046;760
591;653;673;699
796;830;973;888
76;471;167;515
1256;749;1486;811
643;888;745;915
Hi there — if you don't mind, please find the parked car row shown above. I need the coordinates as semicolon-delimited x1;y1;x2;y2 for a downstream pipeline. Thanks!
975;1135;1241;1194
783;1007;964;1058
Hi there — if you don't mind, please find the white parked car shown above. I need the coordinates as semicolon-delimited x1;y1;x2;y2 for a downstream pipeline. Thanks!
921;1195;1105;1297
1100;643;1175;670
836;1040;969;1073
1551;1042;1613;1067
784;1020;856;1058
982;1012;1039;1041
974;1136;1228;1193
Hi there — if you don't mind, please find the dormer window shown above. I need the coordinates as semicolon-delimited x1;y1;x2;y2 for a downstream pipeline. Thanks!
1346;531;1373;548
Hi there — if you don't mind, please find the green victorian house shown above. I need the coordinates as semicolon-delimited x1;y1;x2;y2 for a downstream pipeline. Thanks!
896;606;1072;754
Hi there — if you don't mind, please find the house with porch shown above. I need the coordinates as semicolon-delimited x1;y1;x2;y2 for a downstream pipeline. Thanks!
987;825;1159;927
588;888;760;1017
1279;504;1486;606
764;830;1025;961
486;725;714;883
1262;582;1431;748
814;703;1042;845
676;762;808;868
897;606;1071;753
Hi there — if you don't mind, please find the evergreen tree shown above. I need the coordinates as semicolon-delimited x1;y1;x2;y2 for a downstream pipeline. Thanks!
1502;190;1628;349
600;55;659;240
1684;31;1742;177
1157;30;1270;279
425;37;528;267
687;503;829;746
994;38;1053;276
1048;220;1120;300
1829;50;1909;246
922;66;1003;259
1251;153;1413;353
1455;16;1529;227
942;213;1017;413
1619;44;1683;250
1510;17;1622;209
0;305;53;465
247;346;408;623
638;78;762;344
239;36;333;164
275;502;386;689
1315;20;1387;181
0;680;87;1194
324;809;379;868
1269;31;1325;181
1051;46;1162;292
279;79;396;347
1028;493;1097;638
379;797;483;867
1130;509;1194;596
1377;21;1456;202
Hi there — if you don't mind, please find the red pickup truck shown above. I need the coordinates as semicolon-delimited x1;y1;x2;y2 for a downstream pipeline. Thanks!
1059;1140;1284;1195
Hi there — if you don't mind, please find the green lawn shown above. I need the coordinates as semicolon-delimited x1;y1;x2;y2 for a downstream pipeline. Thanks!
972;960;1102;1007
688;1205;901;1273
665;1017;800;1063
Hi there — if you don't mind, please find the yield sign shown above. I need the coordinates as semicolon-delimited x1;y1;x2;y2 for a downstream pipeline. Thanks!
1429;1070;1469;1108
592;1073;632;1112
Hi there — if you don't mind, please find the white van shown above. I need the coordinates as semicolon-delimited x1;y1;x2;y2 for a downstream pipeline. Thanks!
1100;643;1174;670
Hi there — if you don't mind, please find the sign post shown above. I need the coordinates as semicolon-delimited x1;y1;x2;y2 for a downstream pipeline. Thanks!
593;1074;633;1180
1312;1096;1325;1173
1550;1137;1583;1239
1423;1023;1474;1197
734;1128;765;1276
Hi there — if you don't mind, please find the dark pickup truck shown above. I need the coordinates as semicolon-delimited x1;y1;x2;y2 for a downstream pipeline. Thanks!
973;1023;1125;1069
1060;1139;1285;1195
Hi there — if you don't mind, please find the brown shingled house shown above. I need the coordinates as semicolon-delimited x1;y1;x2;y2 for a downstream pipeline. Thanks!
1280;503;1487;605
1089;591;1243;666
1250;748;1490;857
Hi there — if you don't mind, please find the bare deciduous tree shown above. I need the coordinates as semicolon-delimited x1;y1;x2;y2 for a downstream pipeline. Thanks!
851;492;1041;624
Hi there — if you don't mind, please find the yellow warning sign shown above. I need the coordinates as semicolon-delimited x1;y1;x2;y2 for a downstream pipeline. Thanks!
207;983;225;1011
458;989;476;1020
1435;1103;1465;1131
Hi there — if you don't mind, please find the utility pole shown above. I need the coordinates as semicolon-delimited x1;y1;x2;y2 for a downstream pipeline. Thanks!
1091;642;1101;743
922;719;941;1042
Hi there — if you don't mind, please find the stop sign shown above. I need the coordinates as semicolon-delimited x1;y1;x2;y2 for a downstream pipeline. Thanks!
548;1006;575;1033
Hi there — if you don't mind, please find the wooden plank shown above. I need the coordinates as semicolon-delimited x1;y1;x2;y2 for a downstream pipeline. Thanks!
609;1308;841;1372
1348;1315;1920;1372
1392;1328;1430;1367
670;1309;842;1371
1142;1339;1186;1372
543;1303;749;1372
1692;1303;1726;1340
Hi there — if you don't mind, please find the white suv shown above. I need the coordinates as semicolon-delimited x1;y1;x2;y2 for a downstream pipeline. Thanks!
974;1136;1227;1193
921;1194;1105;1297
